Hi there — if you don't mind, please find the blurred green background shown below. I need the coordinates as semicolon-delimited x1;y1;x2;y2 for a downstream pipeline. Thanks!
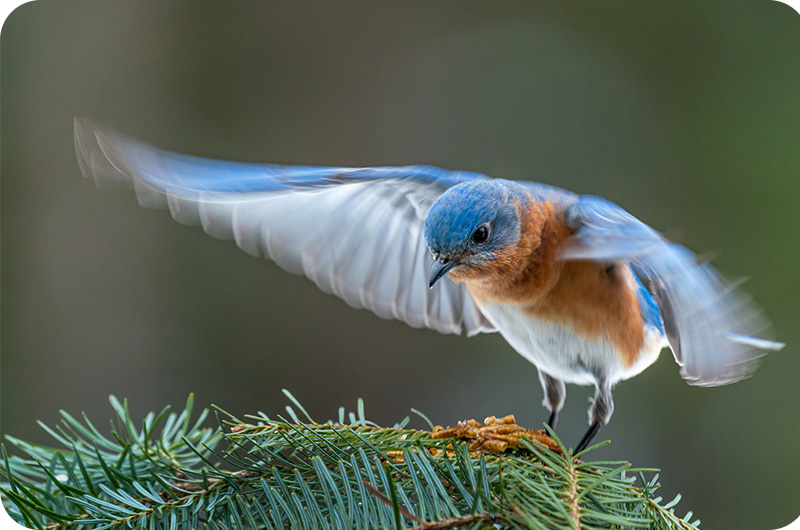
2;1;799;528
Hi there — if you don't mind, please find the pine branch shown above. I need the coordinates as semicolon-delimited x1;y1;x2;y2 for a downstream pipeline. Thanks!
1;393;701;529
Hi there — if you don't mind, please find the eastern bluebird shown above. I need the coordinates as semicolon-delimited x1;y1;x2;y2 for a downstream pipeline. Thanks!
74;118;784;453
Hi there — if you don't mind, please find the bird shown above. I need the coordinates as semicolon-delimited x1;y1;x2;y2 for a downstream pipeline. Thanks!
73;117;784;453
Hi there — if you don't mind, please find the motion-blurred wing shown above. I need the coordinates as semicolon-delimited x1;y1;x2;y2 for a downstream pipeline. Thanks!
562;195;784;386
74;117;496;336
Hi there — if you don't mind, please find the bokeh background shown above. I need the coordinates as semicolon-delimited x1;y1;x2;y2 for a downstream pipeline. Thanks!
3;1;799;528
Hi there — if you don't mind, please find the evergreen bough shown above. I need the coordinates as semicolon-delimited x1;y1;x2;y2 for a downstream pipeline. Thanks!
1;392;700;529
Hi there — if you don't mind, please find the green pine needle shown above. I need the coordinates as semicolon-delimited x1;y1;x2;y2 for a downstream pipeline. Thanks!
1;395;700;530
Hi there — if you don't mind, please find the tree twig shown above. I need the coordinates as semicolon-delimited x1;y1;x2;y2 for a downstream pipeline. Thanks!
406;512;503;529
362;480;425;523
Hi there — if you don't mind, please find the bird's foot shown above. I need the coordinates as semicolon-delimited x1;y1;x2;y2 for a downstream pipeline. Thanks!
574;422;602;455
546;411;559;432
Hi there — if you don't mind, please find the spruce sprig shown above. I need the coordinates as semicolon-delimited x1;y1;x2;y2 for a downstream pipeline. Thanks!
1;393;700;529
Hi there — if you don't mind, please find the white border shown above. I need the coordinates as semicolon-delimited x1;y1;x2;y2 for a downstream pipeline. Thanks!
0;0;30;29
0;0;797;528
774;0;800;15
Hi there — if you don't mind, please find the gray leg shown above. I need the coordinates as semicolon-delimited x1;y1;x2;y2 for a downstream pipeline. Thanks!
575;379;615;454
538;370;566;430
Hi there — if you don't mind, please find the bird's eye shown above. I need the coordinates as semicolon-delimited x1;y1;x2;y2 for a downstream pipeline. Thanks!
471;225;489;244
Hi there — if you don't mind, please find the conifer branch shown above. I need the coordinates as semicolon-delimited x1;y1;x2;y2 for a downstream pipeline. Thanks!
1;393;702;529
567;458;581;530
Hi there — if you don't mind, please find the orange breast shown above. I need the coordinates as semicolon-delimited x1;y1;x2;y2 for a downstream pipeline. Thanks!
458;199;645;367
531;261;646;367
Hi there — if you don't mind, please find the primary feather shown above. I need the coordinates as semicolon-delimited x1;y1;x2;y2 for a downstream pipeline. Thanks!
562;196;783;385
74;117;495;336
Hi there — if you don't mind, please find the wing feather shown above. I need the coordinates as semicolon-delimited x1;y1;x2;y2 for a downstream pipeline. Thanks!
74;118;495;336
563;195;784;386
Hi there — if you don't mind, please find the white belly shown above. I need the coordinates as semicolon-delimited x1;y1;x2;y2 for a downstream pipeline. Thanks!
477;300;664;385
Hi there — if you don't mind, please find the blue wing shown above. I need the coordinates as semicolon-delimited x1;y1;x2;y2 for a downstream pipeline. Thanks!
562;195;783;386
74;117;496;336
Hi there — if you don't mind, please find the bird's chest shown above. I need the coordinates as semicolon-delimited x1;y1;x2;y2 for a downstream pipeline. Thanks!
475;300;619;384
464;261;651;384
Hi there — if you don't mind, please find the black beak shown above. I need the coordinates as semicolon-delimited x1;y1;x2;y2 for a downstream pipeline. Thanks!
429;257;458;288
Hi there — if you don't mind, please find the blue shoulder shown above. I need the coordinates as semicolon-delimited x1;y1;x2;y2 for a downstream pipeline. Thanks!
632;273;665;333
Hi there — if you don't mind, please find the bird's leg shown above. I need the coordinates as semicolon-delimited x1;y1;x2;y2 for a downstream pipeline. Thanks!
575;422;602;454
538;370;566;432
548;411;559;430
575;378;614;454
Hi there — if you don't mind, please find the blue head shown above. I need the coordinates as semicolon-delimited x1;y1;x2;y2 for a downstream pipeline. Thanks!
424;180;525;287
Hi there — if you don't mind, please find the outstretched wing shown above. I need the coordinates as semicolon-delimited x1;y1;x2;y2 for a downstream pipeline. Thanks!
562;195;783;386
74;117;496;336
